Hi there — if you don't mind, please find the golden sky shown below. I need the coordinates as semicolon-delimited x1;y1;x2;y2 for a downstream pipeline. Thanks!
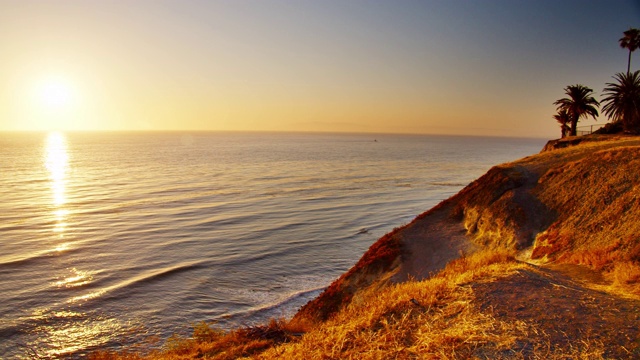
1;1;639;137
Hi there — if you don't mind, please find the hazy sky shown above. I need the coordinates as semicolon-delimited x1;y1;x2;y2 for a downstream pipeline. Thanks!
1;1;639;137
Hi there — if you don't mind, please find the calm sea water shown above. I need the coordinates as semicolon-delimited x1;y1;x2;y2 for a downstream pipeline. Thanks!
0;131;545;358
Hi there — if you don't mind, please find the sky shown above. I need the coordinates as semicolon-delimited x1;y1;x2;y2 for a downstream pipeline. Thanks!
1;0;639;138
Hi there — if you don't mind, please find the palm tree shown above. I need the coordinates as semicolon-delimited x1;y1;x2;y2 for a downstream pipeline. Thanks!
553;85;600;136
553;109;571;138
619;28;640;74
602;71;640;134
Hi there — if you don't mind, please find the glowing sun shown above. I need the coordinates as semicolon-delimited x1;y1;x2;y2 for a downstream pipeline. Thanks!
37;76;75;109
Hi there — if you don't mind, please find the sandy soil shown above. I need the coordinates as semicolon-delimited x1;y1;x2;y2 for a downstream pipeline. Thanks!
391;204;478;282
472;264;640;358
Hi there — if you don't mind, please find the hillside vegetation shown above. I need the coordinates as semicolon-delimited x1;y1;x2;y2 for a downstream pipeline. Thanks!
93;135;640;359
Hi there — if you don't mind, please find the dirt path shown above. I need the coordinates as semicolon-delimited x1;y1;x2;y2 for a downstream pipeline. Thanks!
471;264;640;358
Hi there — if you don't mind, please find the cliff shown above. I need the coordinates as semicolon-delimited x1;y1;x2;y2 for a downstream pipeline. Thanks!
292;134;640;325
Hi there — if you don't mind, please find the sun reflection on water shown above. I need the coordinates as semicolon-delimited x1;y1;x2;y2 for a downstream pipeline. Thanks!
36;133;130;357
53;208;69;234
45;131;69;207
40;132;126;356
52;268;96;288
53;242;69;253
45;131;70;244
28;309;125;358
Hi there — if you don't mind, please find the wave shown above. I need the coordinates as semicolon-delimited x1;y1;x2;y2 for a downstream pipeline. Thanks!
68;261;204;304
248;286;326;315
222;285;327;323
427;181;469;187
0;247;79;270
0;322;20;341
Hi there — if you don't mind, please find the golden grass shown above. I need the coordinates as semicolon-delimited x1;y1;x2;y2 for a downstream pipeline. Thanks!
92;249;606;359
258;249;526;359
532;146;640;267
291;226;404;327
257;249;606;359
606;261;640;296
458;140;640;288
91;319;292;360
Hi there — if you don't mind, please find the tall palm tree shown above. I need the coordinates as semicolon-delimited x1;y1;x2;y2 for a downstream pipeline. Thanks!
619;28;640;74
602;71;640;134
554;85;600;136
553;109;571;138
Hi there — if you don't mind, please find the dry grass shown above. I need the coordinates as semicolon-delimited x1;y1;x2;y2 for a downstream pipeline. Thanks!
450;165;535;250
516;139;640;299
92;250;606;359
91;319;300;360
291;225;404;327
606;261;640;296
448;136;640;283
255;249;529;359
532;146;640;270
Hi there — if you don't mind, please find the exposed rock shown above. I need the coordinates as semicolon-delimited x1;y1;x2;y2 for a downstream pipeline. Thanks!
542;137;586;151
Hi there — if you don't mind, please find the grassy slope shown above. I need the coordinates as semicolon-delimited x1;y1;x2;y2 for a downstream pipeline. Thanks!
93;135;640;359
468;135;640;295
294;134;640;325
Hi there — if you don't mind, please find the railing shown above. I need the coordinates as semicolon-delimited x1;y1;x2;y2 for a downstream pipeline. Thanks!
576;124;605;136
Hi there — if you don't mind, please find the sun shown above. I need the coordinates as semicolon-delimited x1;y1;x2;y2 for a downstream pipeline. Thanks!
25;74;83;131
37;76;75;110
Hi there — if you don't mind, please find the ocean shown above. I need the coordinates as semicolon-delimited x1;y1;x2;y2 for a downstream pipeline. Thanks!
0;131;545;358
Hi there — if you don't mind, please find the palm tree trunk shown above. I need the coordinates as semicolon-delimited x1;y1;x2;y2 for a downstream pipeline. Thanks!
628;50;632;74
571;119;578;136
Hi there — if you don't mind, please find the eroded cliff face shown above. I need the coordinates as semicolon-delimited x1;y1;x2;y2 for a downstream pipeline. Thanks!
293;135;640;326
291;227;404;325
531;145;640;264
433;135;640;266
451;165;553;250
